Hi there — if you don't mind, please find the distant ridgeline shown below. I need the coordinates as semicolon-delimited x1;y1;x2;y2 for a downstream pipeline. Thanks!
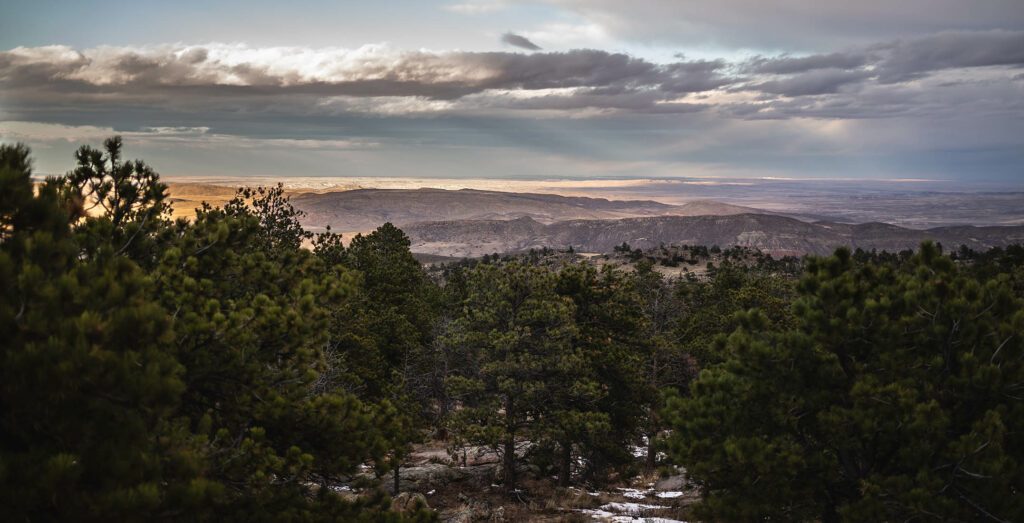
400;214;1024;258
3;138;1022;522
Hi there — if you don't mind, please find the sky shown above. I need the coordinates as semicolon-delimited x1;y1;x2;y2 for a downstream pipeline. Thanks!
1;0;1023;182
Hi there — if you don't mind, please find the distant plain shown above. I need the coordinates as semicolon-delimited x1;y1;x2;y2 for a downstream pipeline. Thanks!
164;176;1024;228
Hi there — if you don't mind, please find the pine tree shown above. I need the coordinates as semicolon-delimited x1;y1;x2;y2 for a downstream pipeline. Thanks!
0;143;192;520
628;261;695;471
58;136;171;266
553;264;650;485
154;188;403;516
667;243;1024;521
444;262;577;493
2;141;437;521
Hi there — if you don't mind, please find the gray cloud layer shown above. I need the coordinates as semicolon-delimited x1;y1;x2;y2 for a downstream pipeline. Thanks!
3;29;1023;181
3;31;1022;120
535;0;1024;50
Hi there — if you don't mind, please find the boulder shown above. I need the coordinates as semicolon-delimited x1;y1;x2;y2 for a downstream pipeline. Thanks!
654;474;687;491
397;463;467;493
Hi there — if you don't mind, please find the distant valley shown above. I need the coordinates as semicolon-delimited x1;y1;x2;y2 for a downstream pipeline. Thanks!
165;183;1024;258
289;188;772;233
403;214;1024;258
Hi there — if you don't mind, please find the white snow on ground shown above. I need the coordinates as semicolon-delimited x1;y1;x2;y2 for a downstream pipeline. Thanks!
656;491;685;498
580;509;617;518
617;487;653;499
581;499;690;522
600;502;666;515
610;518;686;523
581;507;687;522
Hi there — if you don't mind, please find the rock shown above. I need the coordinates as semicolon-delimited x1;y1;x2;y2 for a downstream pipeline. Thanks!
463;463;499;485
451;445;500;466
654;474;686;491
391;492;430;512
396;463;468;493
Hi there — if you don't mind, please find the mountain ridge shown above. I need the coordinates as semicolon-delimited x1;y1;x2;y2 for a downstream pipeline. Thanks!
403;213;1024;258
289;187;775;232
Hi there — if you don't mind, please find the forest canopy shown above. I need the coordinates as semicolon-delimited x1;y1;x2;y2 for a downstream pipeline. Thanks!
1;139;1021;521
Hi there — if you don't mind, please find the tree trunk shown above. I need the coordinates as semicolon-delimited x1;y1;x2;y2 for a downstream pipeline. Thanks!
645;429;657;471
503;435;517;494
647;356;660;472
558;442;572;487
503;394;517;495
393;463;400;494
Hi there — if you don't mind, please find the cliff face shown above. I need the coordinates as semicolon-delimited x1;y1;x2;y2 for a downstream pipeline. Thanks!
403;214;1024;257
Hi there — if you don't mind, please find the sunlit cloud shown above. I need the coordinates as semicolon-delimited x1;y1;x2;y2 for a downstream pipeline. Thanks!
2;25;1023;181
443;1;508;15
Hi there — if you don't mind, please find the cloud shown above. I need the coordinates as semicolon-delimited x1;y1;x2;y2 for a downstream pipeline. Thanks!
875;30;1024;82
444;1;508;15
3;3;1023;182
526;0;1024;50
746;68;873;96
3;34;1022;123
744;52;870;75
0;43;730;115
501;32;542;51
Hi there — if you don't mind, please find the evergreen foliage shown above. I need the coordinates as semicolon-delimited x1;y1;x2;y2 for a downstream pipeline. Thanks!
667;243;1024;521
4;137;1022;519
675;261;796;366
444;262;578;493
0;140;435;521
553;264;650;484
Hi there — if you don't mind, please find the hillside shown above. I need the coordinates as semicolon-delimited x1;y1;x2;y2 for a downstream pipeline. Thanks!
404;214;1024;257
288;188;776;232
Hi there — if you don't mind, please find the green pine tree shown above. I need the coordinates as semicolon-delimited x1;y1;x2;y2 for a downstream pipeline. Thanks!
444;262;577;493
667;243;1024;521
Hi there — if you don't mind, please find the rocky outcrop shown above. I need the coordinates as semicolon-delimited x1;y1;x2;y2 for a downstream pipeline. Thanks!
385;463;500;495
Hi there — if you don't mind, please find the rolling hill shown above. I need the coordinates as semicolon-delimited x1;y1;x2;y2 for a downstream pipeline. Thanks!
289;188;771;232
402;214;1024;258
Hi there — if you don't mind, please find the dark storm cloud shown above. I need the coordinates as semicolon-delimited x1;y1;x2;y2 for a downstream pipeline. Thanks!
875;30;1024;82
744;52;870;75
501;32;541;51
0;45;729;113
658;59;731;93
746;68;873;96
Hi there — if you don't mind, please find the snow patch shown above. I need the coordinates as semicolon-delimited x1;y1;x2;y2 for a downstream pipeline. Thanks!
617;487;652;499
581;501;687;522
656;491;685;499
